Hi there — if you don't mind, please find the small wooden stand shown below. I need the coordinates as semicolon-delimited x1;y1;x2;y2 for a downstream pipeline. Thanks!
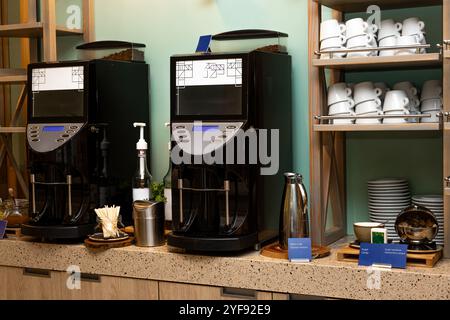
84;237;135;250
261;243;331;260
5;227;21;238
336;246;442;268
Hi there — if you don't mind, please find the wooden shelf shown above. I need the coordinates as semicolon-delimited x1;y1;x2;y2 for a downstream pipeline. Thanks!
445;188;450;196
0;127;26;133
313;123;441;132
0;69;27;84
314;0;442;12
313;53;441;70
0;22;82;38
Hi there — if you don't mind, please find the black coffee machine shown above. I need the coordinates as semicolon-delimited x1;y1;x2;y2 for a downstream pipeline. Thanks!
21;59;150;240
167;49;292;252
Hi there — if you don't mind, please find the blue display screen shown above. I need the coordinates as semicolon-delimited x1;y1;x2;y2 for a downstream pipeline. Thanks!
193;125;220;132
43;126;65;132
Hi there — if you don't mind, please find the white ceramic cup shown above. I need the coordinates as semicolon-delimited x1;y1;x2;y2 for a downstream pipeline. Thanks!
378;35;398;56
393;81;418;97
355;98;382;115
346;33;375;49
374;82;390;100
330;111;356;125
332;118;355;125
395;35;420;55
378;19;402;40
421;98;443;112
328;82;352;105
345;18;378;39
353;81;382;105
329;100;355;115
383;109;410;124
321;35;346;49
421;80;443;101
320;47;347;59
402;17;425;37
355;110;383;124
383;90;410;111
321;19;346;41
421;110;442;123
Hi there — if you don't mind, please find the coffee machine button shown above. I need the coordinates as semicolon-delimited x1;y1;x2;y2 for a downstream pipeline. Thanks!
70;126;79;130
31;126;39;130
30;134;39;138
31;138;40;142
30;130;38;134
62;134;70;138
66;130;74;134
176;125;186;129
226;125;237;129
57;139;65;143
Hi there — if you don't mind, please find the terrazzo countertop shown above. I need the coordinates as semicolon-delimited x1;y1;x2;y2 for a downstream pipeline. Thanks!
1;237;450;300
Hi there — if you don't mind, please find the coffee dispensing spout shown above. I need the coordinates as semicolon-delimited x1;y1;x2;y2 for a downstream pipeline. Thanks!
133;122;148;150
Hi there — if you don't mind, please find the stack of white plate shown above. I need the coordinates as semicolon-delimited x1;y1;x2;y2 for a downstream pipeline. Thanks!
412;195;444;246
368;178;411;241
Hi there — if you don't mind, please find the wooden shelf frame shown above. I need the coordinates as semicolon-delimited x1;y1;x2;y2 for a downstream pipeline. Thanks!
314;0;442;12
308;0;450;258
313;53;442;70
313;123;441;132
0;22;82;38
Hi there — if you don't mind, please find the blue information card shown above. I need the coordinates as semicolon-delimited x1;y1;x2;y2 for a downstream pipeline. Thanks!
288;238;312;263
359;243;408;269
196;35;212;53
0;220;7;239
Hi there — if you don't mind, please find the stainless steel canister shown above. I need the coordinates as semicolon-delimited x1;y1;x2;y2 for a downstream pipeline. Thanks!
132;200;165;247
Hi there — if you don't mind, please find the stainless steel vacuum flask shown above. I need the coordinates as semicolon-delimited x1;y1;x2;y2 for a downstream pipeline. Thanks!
279;173;309;250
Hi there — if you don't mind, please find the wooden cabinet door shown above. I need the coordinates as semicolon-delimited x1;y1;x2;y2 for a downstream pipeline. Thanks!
57;271;158;300
0;266;61;300
159;281;272;300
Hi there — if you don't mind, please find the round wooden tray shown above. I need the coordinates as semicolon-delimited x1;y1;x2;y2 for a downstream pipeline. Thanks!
260;243;331;260
84;236;135;250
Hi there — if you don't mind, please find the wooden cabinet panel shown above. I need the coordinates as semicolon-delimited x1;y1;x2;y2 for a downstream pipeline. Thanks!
0;266;60;299
57;272;158;300
159;281;272;300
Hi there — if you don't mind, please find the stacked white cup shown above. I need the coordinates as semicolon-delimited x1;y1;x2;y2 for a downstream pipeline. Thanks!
320;19;347;59
382;90;410;124
345;18;378;58
378;19;402;57
401;17;427;54
420;80;443;123
327;82;355;124
393;81;421;122
353;81;383;124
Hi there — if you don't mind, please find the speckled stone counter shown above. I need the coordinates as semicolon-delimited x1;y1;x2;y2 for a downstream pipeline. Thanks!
1;238;450;300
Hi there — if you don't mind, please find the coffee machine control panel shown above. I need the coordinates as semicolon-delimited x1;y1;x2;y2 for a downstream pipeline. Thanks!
27;123;84;153
172;122;244;156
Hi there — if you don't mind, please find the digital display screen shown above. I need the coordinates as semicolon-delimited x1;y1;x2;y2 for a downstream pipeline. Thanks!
32;90;84;118
43;126;65;132
176;85;242;116
193;125;220;132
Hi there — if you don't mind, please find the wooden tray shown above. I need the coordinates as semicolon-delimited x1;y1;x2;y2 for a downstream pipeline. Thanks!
84;236;135;250
261;243;331;260
5;227;21;238
336;246;442;268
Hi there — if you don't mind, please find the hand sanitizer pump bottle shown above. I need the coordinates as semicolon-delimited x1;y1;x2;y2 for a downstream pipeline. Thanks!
132;123;152;201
